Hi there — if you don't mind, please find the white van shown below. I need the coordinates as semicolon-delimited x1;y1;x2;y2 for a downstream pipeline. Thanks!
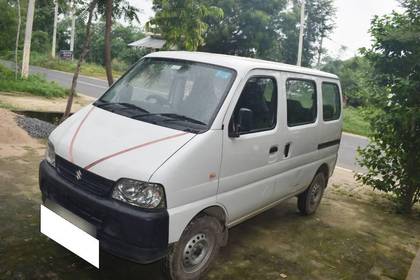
39;51;342;279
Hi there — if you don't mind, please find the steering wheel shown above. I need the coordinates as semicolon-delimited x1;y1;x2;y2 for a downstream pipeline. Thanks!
146;94;169;105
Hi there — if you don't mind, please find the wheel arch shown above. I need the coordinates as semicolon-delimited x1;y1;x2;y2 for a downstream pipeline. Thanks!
168;203;229;244
201;205;228;226
316;163;330;188
317;163;330;178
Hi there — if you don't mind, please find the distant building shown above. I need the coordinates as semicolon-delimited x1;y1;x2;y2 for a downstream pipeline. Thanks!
128;35;167;52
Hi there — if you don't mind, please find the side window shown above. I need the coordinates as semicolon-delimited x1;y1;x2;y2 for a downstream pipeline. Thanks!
322;82;341;121
231;76;277;134
286;79;317;127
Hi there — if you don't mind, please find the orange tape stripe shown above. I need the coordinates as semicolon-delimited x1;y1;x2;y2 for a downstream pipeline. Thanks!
84;132;189;170
68;106;95;163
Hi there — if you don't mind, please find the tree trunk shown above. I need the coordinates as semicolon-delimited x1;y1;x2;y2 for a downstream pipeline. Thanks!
401;112;420;213
51;0;58;58
104;0;114;86
401;187;415;214
15;0;21;79
21;0;36;79
62;0;97;121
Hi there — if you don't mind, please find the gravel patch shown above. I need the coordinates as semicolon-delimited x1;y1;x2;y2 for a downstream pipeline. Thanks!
15;115;57;139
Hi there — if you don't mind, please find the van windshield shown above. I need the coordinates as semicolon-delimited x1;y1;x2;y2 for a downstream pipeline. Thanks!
95;58;236;133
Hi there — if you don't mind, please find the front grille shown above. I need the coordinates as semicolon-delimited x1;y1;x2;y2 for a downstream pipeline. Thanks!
55;155;115;197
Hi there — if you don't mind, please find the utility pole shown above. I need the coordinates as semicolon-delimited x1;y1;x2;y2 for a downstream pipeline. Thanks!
14;0;21;79
21;0;36;79
70;0;76;60
297;0;305;67
52;0;58;58
317;32;324;68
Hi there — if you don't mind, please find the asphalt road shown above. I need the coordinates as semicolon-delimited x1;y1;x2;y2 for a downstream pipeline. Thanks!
1;60;369;172
1;60;108;98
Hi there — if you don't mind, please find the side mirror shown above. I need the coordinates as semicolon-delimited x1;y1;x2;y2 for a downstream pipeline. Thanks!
229;108;253;138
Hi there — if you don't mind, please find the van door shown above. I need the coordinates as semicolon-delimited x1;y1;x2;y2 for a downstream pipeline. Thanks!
217;70;281;222
275;73;322;195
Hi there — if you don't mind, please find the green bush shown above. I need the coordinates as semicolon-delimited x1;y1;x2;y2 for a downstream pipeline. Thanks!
356;0;420;213
343;107;371;136
0;64;67;98
32;31;50;53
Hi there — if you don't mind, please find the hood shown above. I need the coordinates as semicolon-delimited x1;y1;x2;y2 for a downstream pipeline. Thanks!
50;105;194;181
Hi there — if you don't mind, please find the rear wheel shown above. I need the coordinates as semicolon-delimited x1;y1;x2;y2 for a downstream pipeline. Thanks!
298;172;327;215
164;215;223;280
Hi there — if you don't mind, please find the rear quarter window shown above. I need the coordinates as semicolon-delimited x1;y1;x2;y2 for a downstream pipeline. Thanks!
322;82;341;121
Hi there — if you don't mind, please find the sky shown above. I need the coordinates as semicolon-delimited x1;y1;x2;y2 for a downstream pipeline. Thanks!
324;0;400;58
128;0;401;59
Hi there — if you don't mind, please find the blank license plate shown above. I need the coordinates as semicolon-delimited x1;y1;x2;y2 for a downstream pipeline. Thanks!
40;204;99;268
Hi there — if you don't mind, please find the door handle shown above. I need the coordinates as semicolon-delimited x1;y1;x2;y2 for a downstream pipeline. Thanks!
284;143;291;158
269;146;279;154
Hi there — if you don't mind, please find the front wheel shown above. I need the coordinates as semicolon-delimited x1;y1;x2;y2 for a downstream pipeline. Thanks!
298;172;327;215
163;215;223;280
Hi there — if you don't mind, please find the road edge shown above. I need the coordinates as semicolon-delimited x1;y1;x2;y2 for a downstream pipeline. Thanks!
406;248;420;280
342;131;368;140
0;59;109;82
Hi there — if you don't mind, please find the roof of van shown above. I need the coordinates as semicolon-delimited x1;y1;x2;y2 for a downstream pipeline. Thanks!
146;51;339;80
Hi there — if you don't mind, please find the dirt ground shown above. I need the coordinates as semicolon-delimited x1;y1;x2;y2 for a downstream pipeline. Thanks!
0;92;94;113
0;109;419;280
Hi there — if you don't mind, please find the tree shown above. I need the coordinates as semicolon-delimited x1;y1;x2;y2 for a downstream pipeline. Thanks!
202;0;286;60
97;0;140;85
280;0;336;66
356;0;420;213
322;56;381;107
147;0;223;51
21;0;36;79
31;30;49;52
62;0;97;120
104;0;113;85
197;0;335;65
0;1;18;53
313;0;335;67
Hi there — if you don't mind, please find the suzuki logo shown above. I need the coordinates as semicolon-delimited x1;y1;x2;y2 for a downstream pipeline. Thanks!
75;170;82;180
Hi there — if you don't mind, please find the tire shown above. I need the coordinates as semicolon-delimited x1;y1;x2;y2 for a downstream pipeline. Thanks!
163;215;223;280
298;172;327;215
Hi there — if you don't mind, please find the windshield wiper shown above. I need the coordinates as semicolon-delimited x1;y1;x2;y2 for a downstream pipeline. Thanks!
131;113;206;126
159;114;207;126
117;102;149;113
96;102;149;114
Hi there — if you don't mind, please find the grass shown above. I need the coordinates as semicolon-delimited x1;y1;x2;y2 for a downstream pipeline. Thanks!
343;106;371;136
0;100;17;110
1;51;124;80
0;64;67;98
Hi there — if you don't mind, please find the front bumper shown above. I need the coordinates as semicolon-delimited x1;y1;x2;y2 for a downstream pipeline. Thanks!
39;160;169;264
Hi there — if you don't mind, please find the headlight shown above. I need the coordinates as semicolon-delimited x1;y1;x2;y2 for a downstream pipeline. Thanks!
45;140;56;167
112;179;166;209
